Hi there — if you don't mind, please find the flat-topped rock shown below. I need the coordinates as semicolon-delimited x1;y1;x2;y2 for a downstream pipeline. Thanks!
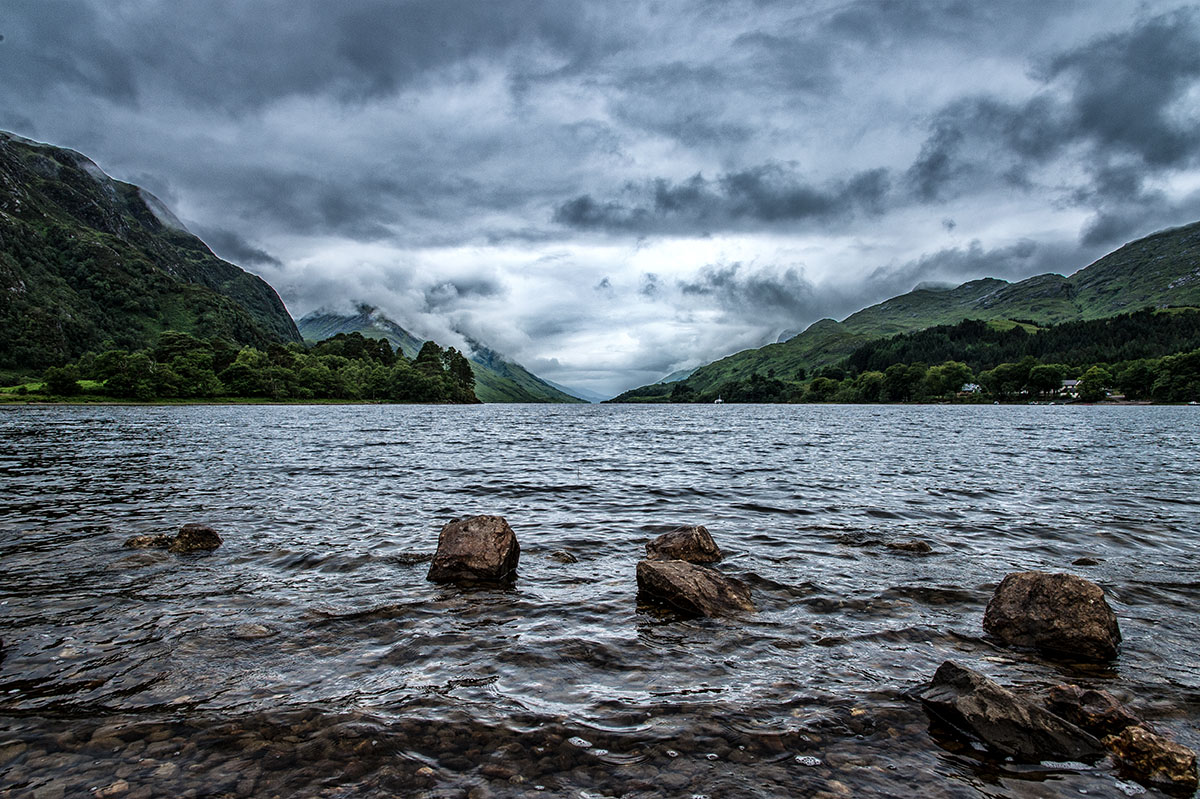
636;559;754;617
983;571;1120;661
427;515;520;583
645;525;722;563
914;661;1105;762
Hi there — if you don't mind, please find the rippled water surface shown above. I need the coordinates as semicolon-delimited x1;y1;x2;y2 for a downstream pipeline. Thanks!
1;404;1198;798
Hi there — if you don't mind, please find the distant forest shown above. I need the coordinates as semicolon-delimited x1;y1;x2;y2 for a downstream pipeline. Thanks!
14;331;478;403
612;309;1200;404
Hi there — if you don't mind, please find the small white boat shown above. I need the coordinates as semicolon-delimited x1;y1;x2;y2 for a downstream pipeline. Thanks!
713;396;724;404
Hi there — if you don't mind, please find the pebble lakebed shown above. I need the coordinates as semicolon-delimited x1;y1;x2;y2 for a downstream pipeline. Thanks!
1;403;1198;798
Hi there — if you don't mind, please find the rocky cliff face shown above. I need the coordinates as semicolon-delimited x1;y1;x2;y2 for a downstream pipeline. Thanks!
0;131;300;374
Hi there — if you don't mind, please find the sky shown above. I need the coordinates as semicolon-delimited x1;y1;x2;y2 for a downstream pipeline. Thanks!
4;1;1200;397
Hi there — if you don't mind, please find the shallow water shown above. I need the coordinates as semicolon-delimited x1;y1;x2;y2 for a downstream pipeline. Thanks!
1;404;1198;798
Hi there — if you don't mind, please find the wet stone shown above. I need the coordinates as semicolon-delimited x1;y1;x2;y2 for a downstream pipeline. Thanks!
1105;724;1199;792
548;550;578;564
168;523;222;553
884;539;933;554
427;515;520;583
983;571;1121;661
1046;684;1143;738
645;525;723;563
913;660;1106;762
636;559;755;617
122;534;172;549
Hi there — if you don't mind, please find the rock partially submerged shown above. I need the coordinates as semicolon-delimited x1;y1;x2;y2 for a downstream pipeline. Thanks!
645;525;723;563
168;523;223;553
122;524;222;553
122;534;173;549
913;661;1105;762
635;559;754;617
1105;724;1199;793
983;571;1121;661
1046;684;1142;738
427;515;520;584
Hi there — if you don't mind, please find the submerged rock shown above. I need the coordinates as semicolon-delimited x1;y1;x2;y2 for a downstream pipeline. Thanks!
1046;684;1142;738
1105;724;1198;792
168;523;223;553
913;661;1105;762
884;539;933;554
635;559;754;617
645;525;723;563
122;533;173;549
122;524;222;553
548;550;578;564
982;571;1121;661
427;515;520;583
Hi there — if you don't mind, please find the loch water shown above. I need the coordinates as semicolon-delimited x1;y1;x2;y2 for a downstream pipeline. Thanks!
1;403;1198;798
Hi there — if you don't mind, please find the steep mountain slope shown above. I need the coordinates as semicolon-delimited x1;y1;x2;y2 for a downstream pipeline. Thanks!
0;132;300;375
297;306;585;403
678;221;1200;394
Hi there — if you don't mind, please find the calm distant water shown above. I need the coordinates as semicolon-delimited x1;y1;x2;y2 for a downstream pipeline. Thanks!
1;404;1198;798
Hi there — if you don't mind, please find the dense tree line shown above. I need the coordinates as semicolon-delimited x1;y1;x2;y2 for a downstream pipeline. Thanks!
31;331;478;403
641;349;1198;404
846;309;1200;373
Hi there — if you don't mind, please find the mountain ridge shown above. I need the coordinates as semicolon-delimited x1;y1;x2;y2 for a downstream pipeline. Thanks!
640;220;1200;396
0;131;300;377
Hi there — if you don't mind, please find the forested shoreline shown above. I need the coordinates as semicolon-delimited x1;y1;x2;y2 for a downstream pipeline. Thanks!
611;309;1200;404
2;331;478;403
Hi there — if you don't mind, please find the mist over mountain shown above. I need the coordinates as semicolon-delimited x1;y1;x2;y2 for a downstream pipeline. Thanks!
296;306;587;403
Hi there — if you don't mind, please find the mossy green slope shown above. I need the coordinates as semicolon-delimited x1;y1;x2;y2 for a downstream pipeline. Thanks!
297;307;585;403
0;132;300;375
668;221;1200;396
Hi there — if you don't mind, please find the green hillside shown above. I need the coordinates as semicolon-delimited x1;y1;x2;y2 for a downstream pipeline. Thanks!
674;221;1200;395
0;131;300;379
297;307;585;403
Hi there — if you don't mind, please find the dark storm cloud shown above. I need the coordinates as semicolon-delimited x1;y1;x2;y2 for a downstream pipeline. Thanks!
905;9;1200;207
678;262;818;320
554;164;891;233
0;1;138;105
863;238;1085;303
0;0;607;112
423;279;506;311
195;227;283;268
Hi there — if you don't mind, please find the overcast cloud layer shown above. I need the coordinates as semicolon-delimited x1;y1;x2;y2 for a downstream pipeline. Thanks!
5;1;1200;396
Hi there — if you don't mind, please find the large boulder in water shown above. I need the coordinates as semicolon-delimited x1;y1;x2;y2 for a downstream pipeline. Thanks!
636;559;754;617
645;525;723;563
982;571;1120;661
427;515;520;583
913;661;1105;762
1105;724;1198;792
167;523;222;553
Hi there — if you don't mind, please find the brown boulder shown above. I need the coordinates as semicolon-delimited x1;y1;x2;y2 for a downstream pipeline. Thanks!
982;571;1120;661
1105;724;1198;792
645;525;723;563
167;523;223;553
913;661;1105;762
1045;684;1142;738
635;559;754;617
427;515;520;583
